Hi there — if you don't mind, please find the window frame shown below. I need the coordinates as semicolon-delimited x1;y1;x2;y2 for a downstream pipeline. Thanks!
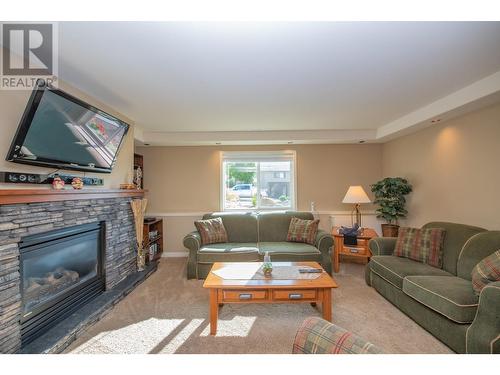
220;150;297;212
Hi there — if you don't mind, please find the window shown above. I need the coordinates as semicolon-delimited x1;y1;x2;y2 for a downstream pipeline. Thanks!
221;151;296;211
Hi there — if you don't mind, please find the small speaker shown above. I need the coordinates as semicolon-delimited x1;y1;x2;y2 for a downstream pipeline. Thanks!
0;172;44;184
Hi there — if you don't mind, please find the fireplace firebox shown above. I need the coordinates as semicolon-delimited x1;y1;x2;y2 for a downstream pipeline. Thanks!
19;222;105;347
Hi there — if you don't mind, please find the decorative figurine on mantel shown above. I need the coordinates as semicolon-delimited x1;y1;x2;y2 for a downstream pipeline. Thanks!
134;165;142;189
71;177;84;190
52;175;65;190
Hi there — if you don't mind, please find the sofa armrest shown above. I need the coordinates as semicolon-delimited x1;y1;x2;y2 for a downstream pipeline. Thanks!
369;237;397;256
183;231;201;279
314;229;332;251
292;317;382;354
315;229;333;274
183;231;201;251
466;281;500;353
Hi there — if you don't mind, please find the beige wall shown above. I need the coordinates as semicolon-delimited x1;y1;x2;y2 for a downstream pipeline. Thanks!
0;81;134;189
137;144;383;253
382;102;500;230
138;144;382;212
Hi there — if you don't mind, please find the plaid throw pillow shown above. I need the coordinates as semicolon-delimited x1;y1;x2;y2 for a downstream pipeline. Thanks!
471;250;500;295
393;227;446;268
287;217;319;245
194;217;228;245
293;317;382;354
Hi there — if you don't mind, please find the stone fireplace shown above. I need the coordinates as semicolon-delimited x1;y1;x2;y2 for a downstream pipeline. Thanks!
0;189;146;353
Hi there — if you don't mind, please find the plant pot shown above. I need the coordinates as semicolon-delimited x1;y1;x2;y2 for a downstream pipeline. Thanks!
381;224;399;237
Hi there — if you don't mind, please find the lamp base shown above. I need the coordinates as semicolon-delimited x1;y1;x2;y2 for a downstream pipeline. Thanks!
350;204;362;228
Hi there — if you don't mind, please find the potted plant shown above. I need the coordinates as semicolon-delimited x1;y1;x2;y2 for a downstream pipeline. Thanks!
370;177;412;237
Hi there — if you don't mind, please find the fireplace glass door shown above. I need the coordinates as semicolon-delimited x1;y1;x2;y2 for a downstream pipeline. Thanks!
20;223;103;319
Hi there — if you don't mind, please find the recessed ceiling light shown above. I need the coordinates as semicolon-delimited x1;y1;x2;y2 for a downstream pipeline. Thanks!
431;118;442;123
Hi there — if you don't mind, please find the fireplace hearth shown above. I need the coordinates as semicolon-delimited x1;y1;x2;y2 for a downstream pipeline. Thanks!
20;222;105;347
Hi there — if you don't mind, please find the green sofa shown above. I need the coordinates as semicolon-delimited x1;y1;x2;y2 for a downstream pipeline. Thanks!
183;211;333;279
365;222;500;354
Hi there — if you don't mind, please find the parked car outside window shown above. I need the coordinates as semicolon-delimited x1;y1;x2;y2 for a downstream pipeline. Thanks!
231;184;255;198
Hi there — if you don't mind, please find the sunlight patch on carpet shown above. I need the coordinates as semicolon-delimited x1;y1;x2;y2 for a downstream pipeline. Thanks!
200;316;257;337
157;319;205;353
70;318;184;354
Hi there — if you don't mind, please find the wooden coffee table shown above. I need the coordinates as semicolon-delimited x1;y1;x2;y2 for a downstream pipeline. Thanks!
203;261;338;335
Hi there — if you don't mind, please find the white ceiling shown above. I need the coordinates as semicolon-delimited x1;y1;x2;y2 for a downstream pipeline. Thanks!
57;22;500;145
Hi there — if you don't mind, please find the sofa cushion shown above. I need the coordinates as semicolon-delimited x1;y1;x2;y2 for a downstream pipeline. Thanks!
471;250;500;295
369;256;452;289
194;217;228;245
422;222;486;276
457;231;500;280
202;213;258;243
287;217;319;245
198;243;260;263
258;211;314;242
394;227;446;268
403;276;479;323
259;242;321;261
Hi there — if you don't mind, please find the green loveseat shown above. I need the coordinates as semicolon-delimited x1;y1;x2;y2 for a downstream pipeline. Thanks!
183;211;333;279
365;222;500;354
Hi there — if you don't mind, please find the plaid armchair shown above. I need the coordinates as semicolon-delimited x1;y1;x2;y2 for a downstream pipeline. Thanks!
293;317;382;354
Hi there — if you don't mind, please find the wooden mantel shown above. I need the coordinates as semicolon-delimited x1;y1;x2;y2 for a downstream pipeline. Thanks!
0;188;146;205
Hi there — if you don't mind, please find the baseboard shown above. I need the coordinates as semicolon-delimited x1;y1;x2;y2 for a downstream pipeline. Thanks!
162;251;189;258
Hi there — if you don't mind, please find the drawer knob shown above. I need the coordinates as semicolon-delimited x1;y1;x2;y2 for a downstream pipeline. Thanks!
239;293;252;300
289;293;303;299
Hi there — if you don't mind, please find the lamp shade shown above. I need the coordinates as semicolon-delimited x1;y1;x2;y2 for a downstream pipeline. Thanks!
342;186;371;204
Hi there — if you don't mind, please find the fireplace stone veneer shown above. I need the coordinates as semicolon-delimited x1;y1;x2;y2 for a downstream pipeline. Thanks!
0;196;139;353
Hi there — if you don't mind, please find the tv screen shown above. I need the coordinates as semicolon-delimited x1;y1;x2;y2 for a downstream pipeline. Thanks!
6;82;129;173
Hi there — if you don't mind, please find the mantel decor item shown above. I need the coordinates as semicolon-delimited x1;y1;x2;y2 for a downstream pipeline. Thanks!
130;198;148;271
370;177;413;237
342;186;371;227
120;183;136;190
120;171;136;189
71;177;83;189
52;175;65;190
134;166;142;190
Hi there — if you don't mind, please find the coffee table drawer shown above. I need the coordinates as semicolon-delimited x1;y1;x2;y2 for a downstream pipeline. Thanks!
272;289;317;301
222;289;267;302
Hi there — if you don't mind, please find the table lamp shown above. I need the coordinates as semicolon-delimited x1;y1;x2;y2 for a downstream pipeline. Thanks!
342;185;371;227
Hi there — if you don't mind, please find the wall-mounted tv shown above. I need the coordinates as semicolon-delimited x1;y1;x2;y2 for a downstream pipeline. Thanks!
6;80;129;174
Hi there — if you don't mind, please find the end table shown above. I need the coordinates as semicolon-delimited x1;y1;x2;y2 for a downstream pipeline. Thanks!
331;227;378;272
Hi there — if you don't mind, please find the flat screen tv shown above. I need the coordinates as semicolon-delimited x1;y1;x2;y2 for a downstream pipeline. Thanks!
6;81;129;173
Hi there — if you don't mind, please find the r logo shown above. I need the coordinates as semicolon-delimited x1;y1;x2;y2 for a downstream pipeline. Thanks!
2;23;53;76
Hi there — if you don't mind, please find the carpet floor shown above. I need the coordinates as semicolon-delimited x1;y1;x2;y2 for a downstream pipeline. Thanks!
65;258;453;354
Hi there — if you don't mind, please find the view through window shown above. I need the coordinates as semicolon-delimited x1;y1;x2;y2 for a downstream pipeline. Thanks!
222;151;296;210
